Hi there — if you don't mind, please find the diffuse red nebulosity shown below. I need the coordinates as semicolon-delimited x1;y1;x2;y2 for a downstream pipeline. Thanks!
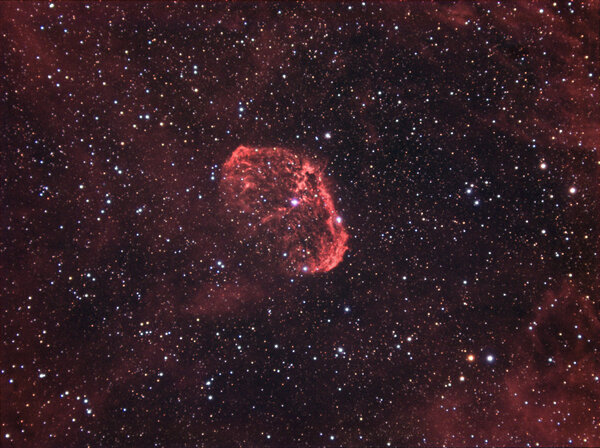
221;145;349;275
422;281;600;447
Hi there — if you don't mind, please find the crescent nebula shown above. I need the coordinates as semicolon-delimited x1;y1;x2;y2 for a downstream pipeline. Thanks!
221;145;349;275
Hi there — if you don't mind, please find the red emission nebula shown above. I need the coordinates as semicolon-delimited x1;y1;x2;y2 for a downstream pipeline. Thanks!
221;145;349;275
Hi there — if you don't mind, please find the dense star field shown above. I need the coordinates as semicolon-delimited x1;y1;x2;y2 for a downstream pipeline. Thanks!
1;1;599;446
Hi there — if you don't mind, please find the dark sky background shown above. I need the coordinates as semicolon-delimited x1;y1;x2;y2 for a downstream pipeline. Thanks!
1;1;599;446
